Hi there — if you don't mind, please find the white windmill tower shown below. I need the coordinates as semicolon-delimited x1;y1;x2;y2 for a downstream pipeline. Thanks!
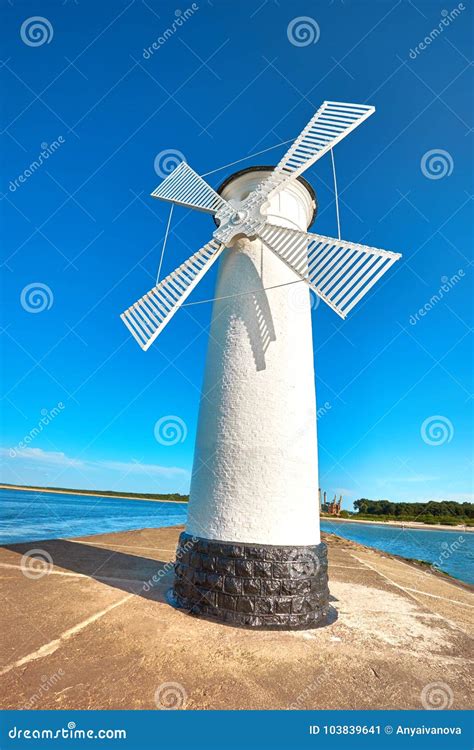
121;101;401;629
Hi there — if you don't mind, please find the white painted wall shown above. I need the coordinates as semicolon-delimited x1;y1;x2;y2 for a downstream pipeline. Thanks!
186;170;321;546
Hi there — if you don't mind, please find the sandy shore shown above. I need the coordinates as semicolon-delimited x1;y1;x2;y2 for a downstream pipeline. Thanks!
0;525;471;710
0;484;188;504
321;514;472;533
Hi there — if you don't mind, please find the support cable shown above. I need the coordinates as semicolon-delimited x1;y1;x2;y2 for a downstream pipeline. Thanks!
155;139;342;308
201;138;295;177
330;148;341;240
156;204;173;285
182;278;306;307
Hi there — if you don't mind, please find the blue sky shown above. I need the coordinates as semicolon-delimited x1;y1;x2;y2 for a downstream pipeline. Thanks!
1;0;472;509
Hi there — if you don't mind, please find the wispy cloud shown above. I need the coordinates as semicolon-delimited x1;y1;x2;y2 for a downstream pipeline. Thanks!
99;459;188;478
0;447;85;468
1;447;189;480
381;475;440;484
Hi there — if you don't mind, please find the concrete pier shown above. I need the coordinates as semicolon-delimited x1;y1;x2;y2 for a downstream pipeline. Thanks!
0;526;471;710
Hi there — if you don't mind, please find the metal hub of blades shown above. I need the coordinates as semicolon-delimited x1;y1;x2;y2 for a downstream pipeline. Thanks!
122;100;403;350
213;202;266;245
231;209;248;224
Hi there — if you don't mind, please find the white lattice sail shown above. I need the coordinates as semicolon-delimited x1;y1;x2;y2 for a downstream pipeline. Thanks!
258;224;401;318
122;100;401;350
151;162;231;214
251;101;375;203
121;239;224;350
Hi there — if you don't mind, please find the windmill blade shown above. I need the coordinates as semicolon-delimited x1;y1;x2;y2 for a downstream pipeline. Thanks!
151;161;232;215
121;239;224;351
258;224;401;318
247;102;375;204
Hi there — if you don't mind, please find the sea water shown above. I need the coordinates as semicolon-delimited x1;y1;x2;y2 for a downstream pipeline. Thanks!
0;489;187;545
320;519;473;584
0;490;472;584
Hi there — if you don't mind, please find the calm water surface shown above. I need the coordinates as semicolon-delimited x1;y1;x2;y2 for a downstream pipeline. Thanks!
0;490;472;584
320;519;474;584
0;489;187;544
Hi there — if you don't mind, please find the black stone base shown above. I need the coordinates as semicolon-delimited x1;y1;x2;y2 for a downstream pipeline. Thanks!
173;532;330;630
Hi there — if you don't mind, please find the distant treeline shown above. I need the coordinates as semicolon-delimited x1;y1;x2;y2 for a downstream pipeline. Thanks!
43;486;190;502
354;499;473;522
1;483;189;503
85;490;189;502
